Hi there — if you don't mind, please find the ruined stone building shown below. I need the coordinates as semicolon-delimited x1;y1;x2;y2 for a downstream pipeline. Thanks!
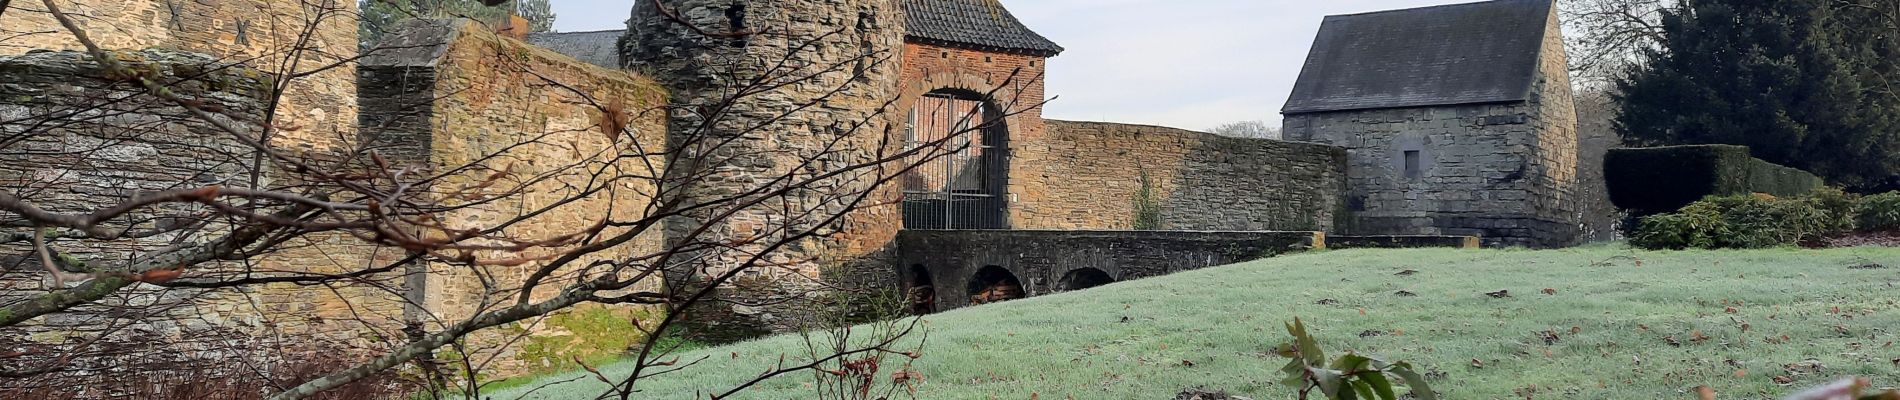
0;0;1597;385
1282;0;1584;248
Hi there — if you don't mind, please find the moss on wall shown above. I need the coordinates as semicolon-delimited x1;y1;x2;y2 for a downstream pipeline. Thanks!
511;304;660;374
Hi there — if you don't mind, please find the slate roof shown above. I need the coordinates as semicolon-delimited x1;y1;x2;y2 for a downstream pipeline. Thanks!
525;29;625;69
1282;0;1553;114
903;0;1063;57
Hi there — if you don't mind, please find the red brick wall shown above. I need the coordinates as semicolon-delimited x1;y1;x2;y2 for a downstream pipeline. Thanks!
895;42;1052;229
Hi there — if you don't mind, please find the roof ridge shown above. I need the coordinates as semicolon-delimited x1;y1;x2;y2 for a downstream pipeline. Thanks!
1326;0;1547;19
902;0;1063;56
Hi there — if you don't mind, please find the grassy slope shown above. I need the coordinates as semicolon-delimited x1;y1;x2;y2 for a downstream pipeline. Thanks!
496;246;1900;399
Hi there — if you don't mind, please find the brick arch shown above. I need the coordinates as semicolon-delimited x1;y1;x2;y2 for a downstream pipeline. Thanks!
895;69;1020;230
896;70;1022;116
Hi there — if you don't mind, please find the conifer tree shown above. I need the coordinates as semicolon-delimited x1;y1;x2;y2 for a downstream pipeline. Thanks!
1616;0;1900;190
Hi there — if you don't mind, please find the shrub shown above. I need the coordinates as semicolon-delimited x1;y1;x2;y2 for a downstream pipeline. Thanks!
1629;202;1728;250
1808;187;1860;233
1857;192;1900;231
1629;194;1836;250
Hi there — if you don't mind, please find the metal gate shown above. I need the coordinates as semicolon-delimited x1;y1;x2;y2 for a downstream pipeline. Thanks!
901;92;1008;230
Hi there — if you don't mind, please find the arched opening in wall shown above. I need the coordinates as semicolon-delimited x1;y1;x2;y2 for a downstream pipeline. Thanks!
1058;268;1115;291
906;264;936;314
900;89;1010;230
966;266;1023;305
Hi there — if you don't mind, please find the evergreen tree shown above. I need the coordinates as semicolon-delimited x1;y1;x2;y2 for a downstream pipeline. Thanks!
359;0;556;50
1616;0;1900;190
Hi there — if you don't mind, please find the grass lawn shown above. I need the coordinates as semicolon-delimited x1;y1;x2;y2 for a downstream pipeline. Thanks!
493;245;1900;399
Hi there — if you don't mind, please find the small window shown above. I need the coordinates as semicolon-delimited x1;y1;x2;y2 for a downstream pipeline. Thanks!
1403;150;1422;180
984;56;993;63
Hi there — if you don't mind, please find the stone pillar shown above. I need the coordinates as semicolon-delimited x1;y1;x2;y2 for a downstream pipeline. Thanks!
624;0;906;342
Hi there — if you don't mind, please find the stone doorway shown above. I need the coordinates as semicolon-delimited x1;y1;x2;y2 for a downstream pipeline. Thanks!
900;89;1010;230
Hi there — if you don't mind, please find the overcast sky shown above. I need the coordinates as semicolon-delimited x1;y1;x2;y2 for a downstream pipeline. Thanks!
551;0;1477;131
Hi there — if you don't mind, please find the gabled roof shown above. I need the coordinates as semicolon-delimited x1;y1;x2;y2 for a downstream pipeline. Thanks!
903;0;1063;57
525;29;625;69
1282;0;1553;114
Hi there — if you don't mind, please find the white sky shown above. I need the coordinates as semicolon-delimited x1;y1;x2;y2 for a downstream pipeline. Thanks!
551;0;1480;131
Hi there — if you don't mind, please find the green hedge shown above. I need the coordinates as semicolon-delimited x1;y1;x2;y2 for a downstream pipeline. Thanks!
1605;145;1824;215
1629;194;1834;250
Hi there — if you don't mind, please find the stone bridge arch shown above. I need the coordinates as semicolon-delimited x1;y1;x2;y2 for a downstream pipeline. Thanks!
1057;267;1116;291
966;265;1025;305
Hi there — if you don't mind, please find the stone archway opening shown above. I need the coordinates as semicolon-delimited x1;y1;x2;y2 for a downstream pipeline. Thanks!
900;89;1010;230
1058;268;1115;291
967;265;1023;305
906;264;936;314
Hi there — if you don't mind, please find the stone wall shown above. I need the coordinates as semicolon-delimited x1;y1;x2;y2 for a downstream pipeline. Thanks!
1019;121;1348;231
1;0;360;155
0;49;409;394
1283;7;1582;248
896;230;1319;311
359;20;670;375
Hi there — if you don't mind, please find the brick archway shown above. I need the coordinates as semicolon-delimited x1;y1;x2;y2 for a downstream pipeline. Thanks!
896;70;1020;230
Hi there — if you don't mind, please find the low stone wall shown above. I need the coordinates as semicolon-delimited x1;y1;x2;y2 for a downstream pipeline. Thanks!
1015;121;1347;232
895;230;1320;311
1325;235;1481;249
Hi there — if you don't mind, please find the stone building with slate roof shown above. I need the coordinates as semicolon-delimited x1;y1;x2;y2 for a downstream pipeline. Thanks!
1283;0;1583;248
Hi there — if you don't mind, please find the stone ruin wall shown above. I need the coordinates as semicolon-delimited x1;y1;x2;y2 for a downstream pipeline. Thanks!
1283;7;1583;248
359;20;672;375
0;49;411;395
1020;121;1348;232
624;0;909;343
1;0;360;152
1;15;674;389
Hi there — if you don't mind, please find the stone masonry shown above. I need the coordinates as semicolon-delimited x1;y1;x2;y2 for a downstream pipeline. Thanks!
358;19;672;374
897;230;1321;311
1021;120;1347;231
1;0;360;154
624;0;910;343
0;49;411;394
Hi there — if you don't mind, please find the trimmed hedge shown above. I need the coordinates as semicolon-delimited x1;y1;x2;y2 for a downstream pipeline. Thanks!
1605;145;1824;215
